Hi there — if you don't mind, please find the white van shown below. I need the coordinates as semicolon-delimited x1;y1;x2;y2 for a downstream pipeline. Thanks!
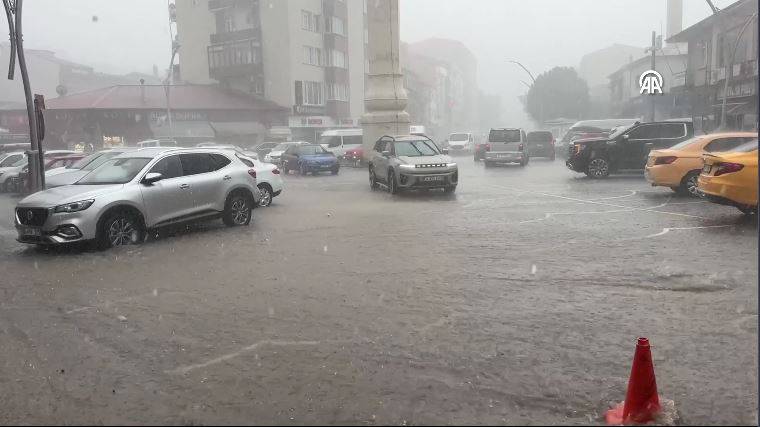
410;125;426;136
447;132;474;152
318;129;363;157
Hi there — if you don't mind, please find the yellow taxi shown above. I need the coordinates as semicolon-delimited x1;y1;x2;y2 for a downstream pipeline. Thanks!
698;139;758;215
645;132;757;196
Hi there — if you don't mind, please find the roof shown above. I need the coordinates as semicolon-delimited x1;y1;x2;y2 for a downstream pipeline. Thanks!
46;85;288;111
667;0;757;43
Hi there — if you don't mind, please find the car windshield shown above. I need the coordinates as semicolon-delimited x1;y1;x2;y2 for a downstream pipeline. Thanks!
81;151;126;171
450;133;468;141
298;145;329;155
273;143;293;151
76;157;151;185
11;157;26;167
394;140;440;156
69;152;103;169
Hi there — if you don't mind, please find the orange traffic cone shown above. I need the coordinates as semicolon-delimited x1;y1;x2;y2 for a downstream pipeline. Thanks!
605;338;661;425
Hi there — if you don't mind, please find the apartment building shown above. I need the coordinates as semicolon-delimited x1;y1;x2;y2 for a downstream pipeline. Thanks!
175;0;367;142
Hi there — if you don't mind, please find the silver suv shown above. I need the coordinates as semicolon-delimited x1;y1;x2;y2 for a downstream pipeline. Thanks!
368;135;458;194
483;128;529;167
14;148;260;249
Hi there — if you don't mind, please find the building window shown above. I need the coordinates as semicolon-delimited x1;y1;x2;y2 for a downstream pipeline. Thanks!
327;50;346;68
298;81;323;105
327;84;349;101
301;10;321;32
326;16;346;36
208;40;261;70
303;46;323;66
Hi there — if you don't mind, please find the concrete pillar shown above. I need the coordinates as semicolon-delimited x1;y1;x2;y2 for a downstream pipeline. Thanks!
361;0;410;156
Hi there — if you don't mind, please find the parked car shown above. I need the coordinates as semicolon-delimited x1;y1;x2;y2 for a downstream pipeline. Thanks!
698;140;758;215
556;119;641;159
447;133;474;154
46;149;137;188
473;141;490;161
281;144;340;175
526;131;556;160
14;148;260;249
264;141;309;165
0;157;28;192
235;154;284;207
45;154;87;171
566;120;694;178
367;135;458;194
253;142;280;160
646;132;757;196
318;129;363;159
0;151;26;168
483;128;529;167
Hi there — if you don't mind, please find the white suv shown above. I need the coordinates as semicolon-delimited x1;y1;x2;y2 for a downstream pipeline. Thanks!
15;148;260;249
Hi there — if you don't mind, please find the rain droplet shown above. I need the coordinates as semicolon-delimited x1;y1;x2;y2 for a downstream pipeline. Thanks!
268;307;275;317
34;261;38;270
323;245;328;253
531;264;537;275
117;315;127;322
152;289;158;297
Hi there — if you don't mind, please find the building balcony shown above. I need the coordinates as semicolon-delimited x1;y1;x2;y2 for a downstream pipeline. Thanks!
324;66;349;83
207;40;263;80
210;27;260;45
209;0;257;11
293;105;326;116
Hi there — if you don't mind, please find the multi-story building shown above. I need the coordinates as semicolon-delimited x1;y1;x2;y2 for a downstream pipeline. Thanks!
667;0;758;131
175;0;367;142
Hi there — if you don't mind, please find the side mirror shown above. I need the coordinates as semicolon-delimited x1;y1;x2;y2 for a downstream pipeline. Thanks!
442;148;450;155
382;150;391;158
142;172;163;185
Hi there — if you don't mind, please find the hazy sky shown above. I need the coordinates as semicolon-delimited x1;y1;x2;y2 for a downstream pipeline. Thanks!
11;0;736;125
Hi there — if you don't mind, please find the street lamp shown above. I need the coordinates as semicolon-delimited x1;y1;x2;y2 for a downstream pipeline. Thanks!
508;59;543;125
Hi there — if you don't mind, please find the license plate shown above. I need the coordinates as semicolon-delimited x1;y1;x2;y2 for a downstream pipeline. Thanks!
497;154;512;159
20;227;41;237
422;176;444;182
702;165;712;174
320;164;331;169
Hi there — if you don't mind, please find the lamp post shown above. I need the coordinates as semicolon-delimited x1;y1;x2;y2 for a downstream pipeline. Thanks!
509;59;543;125
3;0;44;192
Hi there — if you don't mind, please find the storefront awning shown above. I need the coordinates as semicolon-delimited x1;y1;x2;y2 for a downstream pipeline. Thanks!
209;121;266;137
149;121;215;139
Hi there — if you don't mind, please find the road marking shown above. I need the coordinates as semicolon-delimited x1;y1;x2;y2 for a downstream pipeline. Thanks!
483;184;707;219
166;340;320;375
645;225;734;239
65;306;94;314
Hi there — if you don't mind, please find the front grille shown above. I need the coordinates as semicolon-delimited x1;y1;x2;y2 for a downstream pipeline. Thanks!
415;163;447;168
16;208;49;226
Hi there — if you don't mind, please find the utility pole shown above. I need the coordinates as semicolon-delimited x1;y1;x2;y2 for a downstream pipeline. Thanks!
650;31;657;122
508;60;542;125
3;0;44;192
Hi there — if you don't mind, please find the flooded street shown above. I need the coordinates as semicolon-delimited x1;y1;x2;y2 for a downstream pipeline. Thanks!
0;159;756;425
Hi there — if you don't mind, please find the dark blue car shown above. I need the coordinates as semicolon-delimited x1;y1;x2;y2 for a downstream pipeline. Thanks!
281;144;340;175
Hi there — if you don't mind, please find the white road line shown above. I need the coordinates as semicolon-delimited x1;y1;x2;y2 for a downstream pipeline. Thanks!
166;340;320;375
65;306;94;314
645;225;734;239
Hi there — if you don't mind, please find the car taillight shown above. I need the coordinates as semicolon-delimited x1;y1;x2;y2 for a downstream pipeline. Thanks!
248;169;257;179
272;168;280;175
550;138;555;146
518;144;524;152
714;162;744;176
654;156;678;165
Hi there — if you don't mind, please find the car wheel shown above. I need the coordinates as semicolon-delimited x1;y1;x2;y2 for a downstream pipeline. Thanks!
257;184;273;207
223;191;253;227
388;170;399;195
444;185;457;194
738;205;758;215
586;158;610;178
96;209;145;250
300;163;309;176
369;167;379;190
331;167;339;175
678;171;701;197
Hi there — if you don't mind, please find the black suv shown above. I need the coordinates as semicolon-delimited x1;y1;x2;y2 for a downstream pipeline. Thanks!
566;121;694;178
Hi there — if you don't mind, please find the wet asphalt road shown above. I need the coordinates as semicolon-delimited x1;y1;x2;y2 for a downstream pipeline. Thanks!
0;157;757;425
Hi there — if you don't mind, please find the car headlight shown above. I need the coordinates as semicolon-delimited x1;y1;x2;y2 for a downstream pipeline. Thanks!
447;162;458;168
399;164;416;170
54;199;94;213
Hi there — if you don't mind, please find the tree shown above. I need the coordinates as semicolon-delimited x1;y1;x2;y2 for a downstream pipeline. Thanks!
525;67;590;124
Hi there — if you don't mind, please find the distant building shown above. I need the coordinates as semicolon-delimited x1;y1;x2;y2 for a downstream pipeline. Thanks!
667;0;758;131
400;38;479;141
43;84;288;149
608;47;688;120
175;0;367;142
578;44;646;118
